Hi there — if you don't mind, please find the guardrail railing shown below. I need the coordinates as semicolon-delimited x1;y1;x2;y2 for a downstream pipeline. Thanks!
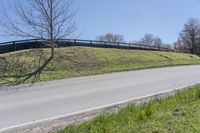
0;39;173;54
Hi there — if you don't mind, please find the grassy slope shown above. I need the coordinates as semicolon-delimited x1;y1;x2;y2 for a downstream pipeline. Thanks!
1;46;200;84
58;85;200;133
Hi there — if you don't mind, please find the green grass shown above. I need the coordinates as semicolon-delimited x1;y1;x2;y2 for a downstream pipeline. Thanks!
1;46;200;85
58;85;200;133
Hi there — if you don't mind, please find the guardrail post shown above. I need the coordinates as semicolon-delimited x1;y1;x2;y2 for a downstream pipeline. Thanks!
13;41;16;51
6;45;8;53
74;39;76;46
35;39;38;48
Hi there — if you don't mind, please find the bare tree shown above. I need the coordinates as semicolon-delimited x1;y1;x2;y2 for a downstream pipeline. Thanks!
104;33;115;42
0;0;76;85
164;43;172;49
97;33;124;43
173;37;191;53
141;34;154;46
153;37;163;47
179;18;200;54
131;40;142;45
141;34;170;48
113;34;124;43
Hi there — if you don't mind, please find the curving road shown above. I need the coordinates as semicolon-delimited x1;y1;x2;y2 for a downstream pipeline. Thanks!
1;65;200;132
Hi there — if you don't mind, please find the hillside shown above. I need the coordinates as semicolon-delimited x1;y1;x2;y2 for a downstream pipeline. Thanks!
1;46;200;85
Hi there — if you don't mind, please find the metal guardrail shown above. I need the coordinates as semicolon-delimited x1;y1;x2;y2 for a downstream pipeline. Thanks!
0;39;173;54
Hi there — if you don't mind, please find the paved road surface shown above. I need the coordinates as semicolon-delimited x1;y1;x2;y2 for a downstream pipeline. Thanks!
1;65;200;131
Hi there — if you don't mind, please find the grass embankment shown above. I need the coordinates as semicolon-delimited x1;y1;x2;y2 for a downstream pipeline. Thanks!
58;85;200;133
1;46;200;84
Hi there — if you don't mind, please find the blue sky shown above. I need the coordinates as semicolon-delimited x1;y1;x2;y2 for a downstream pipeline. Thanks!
1;0;200;44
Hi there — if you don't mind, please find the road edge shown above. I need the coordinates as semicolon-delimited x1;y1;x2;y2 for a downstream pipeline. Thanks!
1;85;194;133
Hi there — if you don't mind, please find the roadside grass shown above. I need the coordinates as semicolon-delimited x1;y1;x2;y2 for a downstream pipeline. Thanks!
58;85;200;133
1;46;200;85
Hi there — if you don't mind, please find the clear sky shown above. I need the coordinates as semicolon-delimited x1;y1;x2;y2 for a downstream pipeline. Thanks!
1;0;200;44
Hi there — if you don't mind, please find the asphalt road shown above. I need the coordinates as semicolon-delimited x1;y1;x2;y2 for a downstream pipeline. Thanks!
1;65;200;131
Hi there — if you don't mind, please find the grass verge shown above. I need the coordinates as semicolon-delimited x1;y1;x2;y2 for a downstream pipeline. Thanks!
1;46;200;85
58;85;200;133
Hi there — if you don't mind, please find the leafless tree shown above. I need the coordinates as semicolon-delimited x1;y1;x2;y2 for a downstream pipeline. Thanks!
141;34;170;48
179;18;200;54
141;34;154;46
97;33;124;43
164;43;172;49
113;34;124;43
131;40;142;45
0;0;76;85
173;37;191;53
153;37;163;47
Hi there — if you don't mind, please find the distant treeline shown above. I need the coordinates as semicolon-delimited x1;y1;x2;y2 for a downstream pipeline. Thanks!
97;18;200;55
96;33;172;50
